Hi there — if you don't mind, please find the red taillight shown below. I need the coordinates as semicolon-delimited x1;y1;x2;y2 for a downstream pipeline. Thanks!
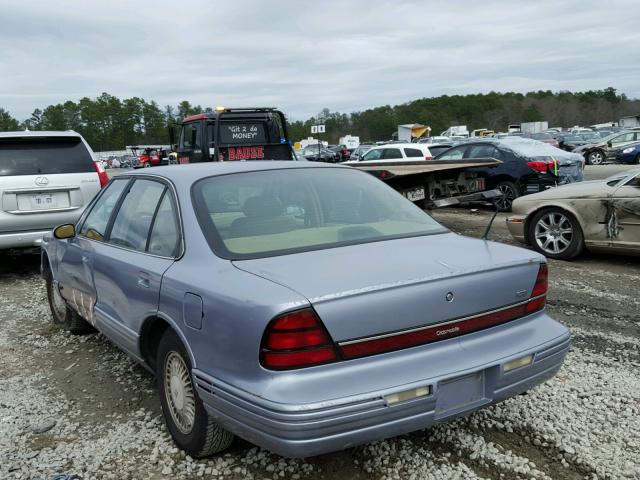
531;263;548;297
339;263;549;360
93;161;109;188
527;159;557;174
260;309;338;370
425;155;433;160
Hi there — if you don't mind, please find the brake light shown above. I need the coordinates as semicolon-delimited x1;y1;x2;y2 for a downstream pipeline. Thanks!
93;161;109;188
338;263;549;360
260;309;338;370
527;159;558;174
526;263;547;313
425;155;433;160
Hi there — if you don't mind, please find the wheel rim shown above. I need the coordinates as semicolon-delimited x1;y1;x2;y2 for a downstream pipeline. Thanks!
164;351;196;434
51;282;67;319
534;212;573;255
589;151;603;164
496;184;517;209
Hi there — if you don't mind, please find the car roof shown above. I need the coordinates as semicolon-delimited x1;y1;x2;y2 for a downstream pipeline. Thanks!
0;130;83;139
127;160;345;184
371;143;429;149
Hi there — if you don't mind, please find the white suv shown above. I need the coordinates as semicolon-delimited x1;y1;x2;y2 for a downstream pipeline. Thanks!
0;131;108;250
348;143;433;162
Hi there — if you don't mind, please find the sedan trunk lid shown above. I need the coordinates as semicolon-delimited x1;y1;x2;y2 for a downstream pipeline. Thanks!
233;233;544;342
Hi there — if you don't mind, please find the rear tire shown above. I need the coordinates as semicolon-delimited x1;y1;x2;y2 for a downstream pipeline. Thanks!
494;181;519;212
144;162;152;168
635;154;640;165
46;277;94;334
586;149;605;165
527;208;584;260
156;329;234;458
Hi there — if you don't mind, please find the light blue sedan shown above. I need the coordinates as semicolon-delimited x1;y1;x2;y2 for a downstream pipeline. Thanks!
41;161;570;458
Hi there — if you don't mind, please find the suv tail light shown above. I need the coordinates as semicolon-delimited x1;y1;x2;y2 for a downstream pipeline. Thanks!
260;309;338;370
93;161;109;188
425;155;433;160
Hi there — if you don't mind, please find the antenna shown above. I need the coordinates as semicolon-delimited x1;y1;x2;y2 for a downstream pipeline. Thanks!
482;200;500;240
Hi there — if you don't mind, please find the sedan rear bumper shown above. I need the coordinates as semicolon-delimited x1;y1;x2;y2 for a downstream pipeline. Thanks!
194;316;570;457
0;229;50;250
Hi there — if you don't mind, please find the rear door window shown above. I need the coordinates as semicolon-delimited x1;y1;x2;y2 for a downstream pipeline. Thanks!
362;149;383;161
210;122;268;145
466;145;502;159
0;137;94;176
381;148;403;159
79;179;129;241
404;148;423;158
147;192;180;257
108;180;166;252
437;146;466;160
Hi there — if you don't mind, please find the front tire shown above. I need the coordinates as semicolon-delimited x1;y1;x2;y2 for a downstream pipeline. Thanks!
587;149;605;165
144;161;152;168
494;181;519;212
46;278;94;334
156;329;233;458
528;208;584;260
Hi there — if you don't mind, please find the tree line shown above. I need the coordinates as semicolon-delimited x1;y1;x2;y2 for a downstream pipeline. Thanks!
1;88;638;150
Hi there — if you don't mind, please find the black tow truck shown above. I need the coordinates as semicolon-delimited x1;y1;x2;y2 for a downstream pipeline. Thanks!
169;107;297;163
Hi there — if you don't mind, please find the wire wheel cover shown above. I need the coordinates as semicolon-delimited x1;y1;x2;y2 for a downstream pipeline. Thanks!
164;351;196;434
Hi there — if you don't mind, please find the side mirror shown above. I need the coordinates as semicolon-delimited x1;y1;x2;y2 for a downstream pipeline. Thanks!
607;141;612;147
53;224;76;239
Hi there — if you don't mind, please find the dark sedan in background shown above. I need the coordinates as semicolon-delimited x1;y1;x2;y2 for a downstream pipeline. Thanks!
435;137;584;210
302;144;340;163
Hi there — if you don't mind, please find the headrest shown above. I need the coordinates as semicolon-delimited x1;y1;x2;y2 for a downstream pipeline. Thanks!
242;195;284;218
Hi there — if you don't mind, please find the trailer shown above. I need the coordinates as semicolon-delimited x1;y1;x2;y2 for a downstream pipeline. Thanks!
441;125;469;138
344;158;501;208
397;124;431;142
520;121;549;134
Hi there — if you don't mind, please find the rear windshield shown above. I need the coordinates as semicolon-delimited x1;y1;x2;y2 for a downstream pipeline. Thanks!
192;168;446;259
208;122;270;145
0;137;94;176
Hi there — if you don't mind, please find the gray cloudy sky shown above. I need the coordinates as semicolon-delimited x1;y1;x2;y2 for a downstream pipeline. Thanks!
1;0;639;121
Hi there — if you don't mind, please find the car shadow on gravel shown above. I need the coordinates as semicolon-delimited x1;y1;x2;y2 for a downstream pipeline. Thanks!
0;251;41;276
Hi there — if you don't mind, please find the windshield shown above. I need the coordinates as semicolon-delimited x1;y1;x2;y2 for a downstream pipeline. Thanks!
192;168;446;259
0;137;94;176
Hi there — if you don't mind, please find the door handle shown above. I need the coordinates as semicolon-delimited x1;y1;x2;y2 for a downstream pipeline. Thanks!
81;255;89;264
137;273;150;288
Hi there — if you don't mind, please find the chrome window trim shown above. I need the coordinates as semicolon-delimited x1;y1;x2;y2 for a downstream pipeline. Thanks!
7;206;81;215
76;173;185;260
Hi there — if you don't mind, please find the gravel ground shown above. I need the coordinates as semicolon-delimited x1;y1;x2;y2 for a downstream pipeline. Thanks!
1;207;638;480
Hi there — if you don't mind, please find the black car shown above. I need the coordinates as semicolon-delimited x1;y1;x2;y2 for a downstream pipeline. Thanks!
434;138;584;211
302;144;339;163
